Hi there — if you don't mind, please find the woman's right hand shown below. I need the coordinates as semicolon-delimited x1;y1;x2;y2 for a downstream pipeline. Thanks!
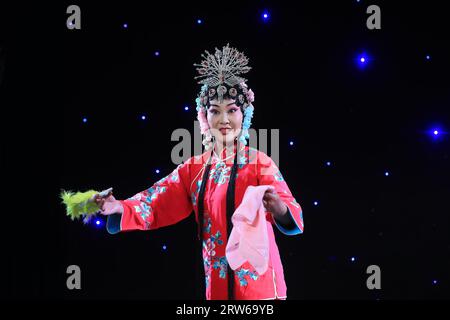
93;188;124;215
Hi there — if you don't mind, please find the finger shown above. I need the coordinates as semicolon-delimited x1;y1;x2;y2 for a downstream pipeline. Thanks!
98;187;113;198
265;193;277;200
265;191;276;199
90;193;99;203
266;186;276;193
264;190;276;198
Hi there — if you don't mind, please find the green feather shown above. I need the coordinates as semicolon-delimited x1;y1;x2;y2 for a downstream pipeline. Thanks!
60;189;100;221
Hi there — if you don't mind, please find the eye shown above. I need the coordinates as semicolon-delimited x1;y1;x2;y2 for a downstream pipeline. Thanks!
209;109;219;115
228;108;238;113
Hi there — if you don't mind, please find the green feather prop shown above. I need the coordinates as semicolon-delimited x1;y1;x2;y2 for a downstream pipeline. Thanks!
60;189;101;222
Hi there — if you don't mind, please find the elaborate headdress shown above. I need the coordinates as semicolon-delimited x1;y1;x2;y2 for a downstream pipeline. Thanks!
194;44;255;150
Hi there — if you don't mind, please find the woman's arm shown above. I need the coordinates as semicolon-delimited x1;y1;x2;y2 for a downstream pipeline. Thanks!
257;151;304;235
104;159;194;234
262;188;293;226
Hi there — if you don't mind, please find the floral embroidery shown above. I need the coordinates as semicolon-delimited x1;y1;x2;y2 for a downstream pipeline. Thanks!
127;182;169;228
139;202;151;221
236;268;259;286
213;257;228;279
145;186;167;204
155;176;167;185
238;148;248;169
191;179;202;206
204;216;211;234
131;203;152;229
274;169;284;181
170;170;179;182
209;162;232;185
202;217;228;288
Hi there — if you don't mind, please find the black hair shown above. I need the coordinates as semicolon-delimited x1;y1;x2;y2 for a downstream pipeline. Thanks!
196;141;240;300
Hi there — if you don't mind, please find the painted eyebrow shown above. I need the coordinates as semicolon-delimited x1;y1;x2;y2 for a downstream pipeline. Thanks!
209;102;237;107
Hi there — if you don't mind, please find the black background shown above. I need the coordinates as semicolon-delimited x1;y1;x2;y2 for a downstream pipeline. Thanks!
1;0;449;301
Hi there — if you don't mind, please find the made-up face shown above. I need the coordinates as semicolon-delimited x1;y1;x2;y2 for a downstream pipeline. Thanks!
207;98;243;147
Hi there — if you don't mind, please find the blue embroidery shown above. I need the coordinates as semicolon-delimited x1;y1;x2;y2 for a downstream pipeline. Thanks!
155;176;167;185
204;216;211;234
191;179;202;205
236;268;259;286
139;202;151;221
171;171;179;182
145;185;167;203
126;167;182;230
213;256;228;279
202;217;228;288
127;184;168;226
209;162;231;185
274;170;284;181
238;148;249;169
